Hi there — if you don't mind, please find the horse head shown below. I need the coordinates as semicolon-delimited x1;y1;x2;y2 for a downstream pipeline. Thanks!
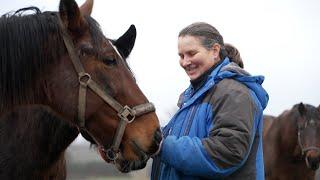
47;0;161;172
296;103;320;170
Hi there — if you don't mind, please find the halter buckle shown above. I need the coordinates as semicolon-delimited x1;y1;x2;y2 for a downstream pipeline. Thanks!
118;105;135;123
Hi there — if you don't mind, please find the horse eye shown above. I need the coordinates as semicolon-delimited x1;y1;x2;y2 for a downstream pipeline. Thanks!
102;57;117;66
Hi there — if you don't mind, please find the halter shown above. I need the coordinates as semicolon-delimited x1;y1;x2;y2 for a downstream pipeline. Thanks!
297;118;320;156
57;15;155;162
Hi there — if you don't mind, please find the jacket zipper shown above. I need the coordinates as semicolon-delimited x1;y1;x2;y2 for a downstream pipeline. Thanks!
183;104;199;136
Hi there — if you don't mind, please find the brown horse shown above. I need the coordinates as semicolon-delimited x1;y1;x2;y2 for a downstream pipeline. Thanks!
0;0;162;179
263;103;320;180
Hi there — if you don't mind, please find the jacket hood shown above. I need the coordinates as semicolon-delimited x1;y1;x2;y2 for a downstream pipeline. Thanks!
215;58;269;109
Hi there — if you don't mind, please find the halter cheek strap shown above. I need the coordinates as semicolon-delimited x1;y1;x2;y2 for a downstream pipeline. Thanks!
57;14;155;162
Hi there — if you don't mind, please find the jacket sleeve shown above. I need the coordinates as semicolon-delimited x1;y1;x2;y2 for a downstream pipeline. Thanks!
159;79;257;178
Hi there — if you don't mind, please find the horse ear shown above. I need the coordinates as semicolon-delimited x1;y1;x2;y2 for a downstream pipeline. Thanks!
59;0;85;31
80;0;93;16
114;25;136;58
298;102;306;116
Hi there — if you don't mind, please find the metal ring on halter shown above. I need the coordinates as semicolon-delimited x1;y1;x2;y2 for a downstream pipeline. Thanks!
78;72;91;86
118;105;136;123
106;148;119;162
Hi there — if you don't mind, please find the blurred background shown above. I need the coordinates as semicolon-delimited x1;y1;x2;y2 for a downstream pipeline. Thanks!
1;0;320;179
65;143;151;180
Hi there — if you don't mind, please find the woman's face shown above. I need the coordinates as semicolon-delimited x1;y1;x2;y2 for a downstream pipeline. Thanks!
178;35;220;80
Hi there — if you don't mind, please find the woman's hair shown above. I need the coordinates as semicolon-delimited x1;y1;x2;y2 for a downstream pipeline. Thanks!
179;22;244;68
225;43;243;68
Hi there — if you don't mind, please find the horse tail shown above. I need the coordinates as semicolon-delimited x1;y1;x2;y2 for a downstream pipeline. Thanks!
225;43;244;68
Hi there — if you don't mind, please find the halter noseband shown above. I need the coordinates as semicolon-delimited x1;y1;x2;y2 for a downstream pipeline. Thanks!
57;15;155;162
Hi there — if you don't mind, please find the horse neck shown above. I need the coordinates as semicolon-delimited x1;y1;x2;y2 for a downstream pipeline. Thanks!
46;114;79;160
33;107;79;166
0;77;51;115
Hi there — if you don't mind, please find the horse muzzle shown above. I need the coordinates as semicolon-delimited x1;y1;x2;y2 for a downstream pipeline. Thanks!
98;128;163;172
120;128;163;172
131;127;162;158
305;148;320;171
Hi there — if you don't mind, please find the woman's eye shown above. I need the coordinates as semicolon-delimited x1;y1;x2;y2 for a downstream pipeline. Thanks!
102;57;117;66
189;52;196;56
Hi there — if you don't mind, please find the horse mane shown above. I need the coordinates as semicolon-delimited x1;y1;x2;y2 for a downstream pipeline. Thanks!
0;7;105;111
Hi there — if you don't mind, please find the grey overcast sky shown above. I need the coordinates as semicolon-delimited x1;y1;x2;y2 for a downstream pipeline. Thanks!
1;0;320;127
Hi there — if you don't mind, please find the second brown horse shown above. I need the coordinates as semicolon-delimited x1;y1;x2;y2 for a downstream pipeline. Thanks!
263;103;320;180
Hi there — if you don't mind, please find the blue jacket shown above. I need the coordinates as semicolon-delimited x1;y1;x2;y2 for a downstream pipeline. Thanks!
151;58;269;179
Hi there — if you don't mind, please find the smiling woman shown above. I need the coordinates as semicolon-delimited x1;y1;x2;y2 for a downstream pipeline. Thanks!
0;0;161;179
151;22;269;180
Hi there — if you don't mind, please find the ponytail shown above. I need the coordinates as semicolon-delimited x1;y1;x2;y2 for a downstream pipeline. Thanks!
224;43;244;68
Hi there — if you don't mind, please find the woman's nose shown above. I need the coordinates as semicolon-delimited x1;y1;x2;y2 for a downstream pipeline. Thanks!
180;58;191;67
